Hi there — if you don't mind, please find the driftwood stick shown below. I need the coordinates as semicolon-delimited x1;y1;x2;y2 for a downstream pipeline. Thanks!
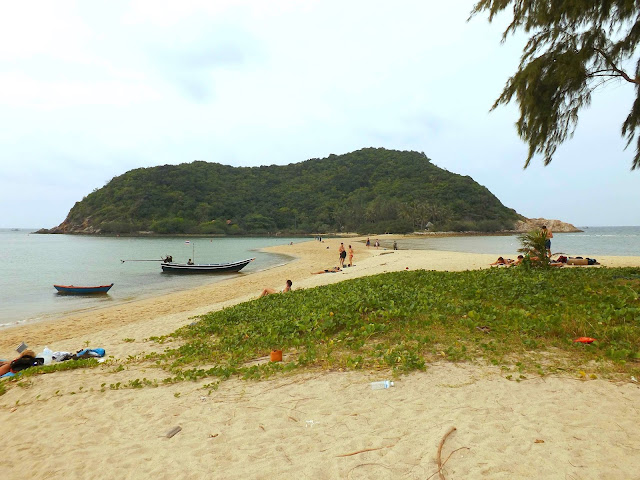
337;445;393;457
165;426;182;438
437;427;456;480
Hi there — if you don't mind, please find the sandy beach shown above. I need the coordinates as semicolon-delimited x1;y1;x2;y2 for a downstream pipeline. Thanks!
1;237;640;479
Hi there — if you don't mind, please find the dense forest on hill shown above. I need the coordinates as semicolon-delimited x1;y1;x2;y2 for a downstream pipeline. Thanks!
52;148;522;235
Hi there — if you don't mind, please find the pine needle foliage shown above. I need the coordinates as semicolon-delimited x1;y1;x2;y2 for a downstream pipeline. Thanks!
470;1;640;169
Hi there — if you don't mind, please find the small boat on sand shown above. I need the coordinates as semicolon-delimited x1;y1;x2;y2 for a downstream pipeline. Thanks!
161;258;255;274
54;283;114;294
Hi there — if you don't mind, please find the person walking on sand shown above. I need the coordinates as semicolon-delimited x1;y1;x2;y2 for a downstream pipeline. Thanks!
348;245;354;266
366;237;370;248
338;242;347;267
542;225;553;254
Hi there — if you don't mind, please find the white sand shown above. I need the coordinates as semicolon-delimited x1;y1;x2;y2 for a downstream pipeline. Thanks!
1;237;639;479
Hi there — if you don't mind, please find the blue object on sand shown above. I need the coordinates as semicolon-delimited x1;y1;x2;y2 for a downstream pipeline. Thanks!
75;348;106;358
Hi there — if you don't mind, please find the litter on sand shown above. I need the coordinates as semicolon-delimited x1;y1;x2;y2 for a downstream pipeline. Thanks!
574;337;596;344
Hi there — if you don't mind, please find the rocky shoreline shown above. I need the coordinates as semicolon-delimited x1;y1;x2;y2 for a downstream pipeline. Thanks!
512;217;582;233
36;217;582;235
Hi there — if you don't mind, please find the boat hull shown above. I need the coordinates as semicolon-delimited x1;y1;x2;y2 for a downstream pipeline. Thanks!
161;258;254;274
54;283;114;294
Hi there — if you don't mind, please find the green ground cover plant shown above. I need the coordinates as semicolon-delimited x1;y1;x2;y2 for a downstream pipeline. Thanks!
152;267;640;383
4;267;638;398
0;358;102;396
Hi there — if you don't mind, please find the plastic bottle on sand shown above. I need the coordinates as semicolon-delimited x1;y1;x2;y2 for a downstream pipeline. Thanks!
370;380;394;390
40;347;53;365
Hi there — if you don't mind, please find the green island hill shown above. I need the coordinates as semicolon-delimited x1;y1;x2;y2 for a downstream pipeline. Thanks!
38;147;571;236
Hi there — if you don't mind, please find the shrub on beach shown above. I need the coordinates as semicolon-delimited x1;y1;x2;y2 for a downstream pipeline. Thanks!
518;228;551;267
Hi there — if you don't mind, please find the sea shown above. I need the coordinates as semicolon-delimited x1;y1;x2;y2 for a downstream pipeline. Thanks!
0;231;302;328
382;226;640;257
1;226;639;328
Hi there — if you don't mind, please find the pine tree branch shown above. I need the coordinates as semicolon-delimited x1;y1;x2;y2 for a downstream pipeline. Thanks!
593;47;640;85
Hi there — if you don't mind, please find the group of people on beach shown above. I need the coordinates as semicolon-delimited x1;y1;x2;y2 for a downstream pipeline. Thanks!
338;242;354;268
490;255;567;268
260;239;360;297
489;225;564;267
365;238;381;249
489;256;523;266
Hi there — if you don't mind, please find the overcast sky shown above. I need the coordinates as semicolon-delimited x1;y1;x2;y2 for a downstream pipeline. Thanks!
1;0;637;229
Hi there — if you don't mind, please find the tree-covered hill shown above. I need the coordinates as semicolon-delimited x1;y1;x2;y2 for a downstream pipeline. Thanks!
49;148;523;235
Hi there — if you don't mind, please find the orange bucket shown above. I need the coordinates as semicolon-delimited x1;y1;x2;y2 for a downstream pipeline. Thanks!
270;350;283;362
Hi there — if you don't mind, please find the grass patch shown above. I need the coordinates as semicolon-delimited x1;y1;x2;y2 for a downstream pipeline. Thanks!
4;267;638;396
18;358;102;376
0;358;101;396
150;267;640;383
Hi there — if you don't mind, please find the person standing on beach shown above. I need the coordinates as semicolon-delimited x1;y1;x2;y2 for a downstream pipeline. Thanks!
348;245;354;266
339;242;347;267
542;225;553;254
366;238;370;248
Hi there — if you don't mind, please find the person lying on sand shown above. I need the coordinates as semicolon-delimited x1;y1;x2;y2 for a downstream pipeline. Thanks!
0;349;38;377
312;266;342;274
512;255;563;267
490;256;514;266
512;255;525;265
259;280;292;297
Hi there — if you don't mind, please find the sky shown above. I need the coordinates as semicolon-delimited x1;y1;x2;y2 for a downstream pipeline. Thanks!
0;0;638;229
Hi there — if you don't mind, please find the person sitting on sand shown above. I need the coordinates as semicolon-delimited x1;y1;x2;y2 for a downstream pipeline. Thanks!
259;280;292;297
312;266;342;274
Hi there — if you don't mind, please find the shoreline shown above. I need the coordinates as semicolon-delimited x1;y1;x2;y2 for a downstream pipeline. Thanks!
2;235;640;358
2;236;640;478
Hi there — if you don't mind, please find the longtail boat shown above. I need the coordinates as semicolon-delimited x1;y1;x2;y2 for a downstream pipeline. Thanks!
161;258;255;274
54;283;114;294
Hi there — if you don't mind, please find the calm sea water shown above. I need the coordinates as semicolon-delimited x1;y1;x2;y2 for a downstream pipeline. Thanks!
2;227;638;328
0;231;303;328
383;226;640;257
